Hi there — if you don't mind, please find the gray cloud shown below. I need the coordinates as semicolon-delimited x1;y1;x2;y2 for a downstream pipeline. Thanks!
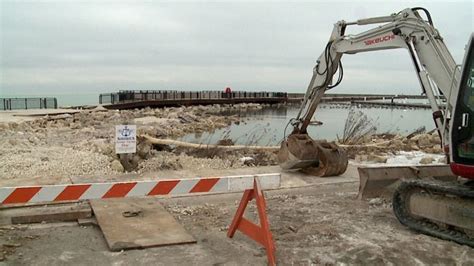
0;1;472;105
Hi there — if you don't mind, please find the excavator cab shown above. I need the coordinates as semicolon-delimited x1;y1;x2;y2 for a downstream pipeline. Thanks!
451;34;474;179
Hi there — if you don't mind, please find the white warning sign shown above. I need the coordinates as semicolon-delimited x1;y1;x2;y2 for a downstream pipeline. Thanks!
115;125;137;154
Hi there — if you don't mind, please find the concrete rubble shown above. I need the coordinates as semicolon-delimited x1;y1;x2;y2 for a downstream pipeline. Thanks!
0;104;446;181
0;104;269;180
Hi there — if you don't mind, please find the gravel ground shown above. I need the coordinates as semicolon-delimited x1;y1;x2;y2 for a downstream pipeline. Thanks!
1;182;472;265
0;105;470;265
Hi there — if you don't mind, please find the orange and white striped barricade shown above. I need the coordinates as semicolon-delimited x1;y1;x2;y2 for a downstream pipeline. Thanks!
0;173;281;205
227;177;276;265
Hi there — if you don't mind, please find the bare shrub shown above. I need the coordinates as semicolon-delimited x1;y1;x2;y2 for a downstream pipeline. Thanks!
339;109;377;145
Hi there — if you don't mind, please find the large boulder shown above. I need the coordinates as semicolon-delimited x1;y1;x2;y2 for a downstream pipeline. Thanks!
419;156;435;164
118;154;141;172
111;160;125;172
137;141;152;159
413;133;432;147
388;139;404;149
437;156;447;164
430;134;442;145
178;113;198;124
355;154;368;163
367;154;388;163
138;125;167;137
134;116;171;125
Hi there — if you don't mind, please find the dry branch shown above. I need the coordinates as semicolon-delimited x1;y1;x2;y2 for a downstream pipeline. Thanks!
141;135;279;151
141;135;399;151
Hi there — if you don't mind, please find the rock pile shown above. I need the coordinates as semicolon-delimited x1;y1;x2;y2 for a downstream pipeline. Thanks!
0;104;271;181
351;132;444;164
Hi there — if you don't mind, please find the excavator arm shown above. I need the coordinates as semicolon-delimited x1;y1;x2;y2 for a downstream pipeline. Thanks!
293;7;459;141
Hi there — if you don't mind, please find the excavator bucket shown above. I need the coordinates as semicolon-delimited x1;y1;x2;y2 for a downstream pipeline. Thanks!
278;134;348;177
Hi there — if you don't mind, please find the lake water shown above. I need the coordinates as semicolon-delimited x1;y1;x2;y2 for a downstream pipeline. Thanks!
181;103;435;146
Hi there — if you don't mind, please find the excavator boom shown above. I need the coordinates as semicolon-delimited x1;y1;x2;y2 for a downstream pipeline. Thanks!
279;8;461;175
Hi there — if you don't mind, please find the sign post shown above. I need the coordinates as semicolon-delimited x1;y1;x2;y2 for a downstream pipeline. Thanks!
115;125;137;154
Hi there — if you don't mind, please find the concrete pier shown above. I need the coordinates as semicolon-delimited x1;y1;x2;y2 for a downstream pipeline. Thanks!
100;90;287;109
98;90;444;110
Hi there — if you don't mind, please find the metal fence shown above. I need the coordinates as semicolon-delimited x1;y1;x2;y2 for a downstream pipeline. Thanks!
99;90;287;104
1;98;58;110
287;93;305;99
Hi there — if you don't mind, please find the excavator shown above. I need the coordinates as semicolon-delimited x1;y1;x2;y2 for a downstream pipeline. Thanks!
278;7;474;246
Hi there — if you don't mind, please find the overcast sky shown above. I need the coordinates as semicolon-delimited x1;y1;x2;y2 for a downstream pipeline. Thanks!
0;0;473;103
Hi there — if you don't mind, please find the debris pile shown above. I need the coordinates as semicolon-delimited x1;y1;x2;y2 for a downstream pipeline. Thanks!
0;103;446;181
0;104;275;181
350;132;444;163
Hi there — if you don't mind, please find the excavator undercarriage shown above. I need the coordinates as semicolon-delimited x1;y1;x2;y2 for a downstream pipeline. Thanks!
393;179;474;246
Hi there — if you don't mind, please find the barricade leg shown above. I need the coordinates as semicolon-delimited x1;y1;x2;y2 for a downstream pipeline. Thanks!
227;178;276;265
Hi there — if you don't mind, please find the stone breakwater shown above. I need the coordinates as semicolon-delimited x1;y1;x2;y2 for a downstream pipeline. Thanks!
348;132;444;164
0;103;444;183
0;103;274;182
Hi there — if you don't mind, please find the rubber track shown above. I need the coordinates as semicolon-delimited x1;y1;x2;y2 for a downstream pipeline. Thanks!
393;179;474;247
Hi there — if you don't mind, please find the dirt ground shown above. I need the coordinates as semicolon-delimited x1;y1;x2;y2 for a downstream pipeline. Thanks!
1;181;473;265
1;105;469;265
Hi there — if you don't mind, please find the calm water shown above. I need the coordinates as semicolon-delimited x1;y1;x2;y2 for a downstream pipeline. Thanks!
181;104;435;145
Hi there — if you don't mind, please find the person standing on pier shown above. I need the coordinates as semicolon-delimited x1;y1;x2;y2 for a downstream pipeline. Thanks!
225;87;232;99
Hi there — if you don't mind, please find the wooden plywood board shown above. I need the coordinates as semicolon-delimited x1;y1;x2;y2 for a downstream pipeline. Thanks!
0;202;91;225
90;197;196;251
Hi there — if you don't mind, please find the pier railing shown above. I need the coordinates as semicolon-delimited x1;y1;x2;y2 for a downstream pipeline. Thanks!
1;97;58;110
99;90;288;105
98;90;445;110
